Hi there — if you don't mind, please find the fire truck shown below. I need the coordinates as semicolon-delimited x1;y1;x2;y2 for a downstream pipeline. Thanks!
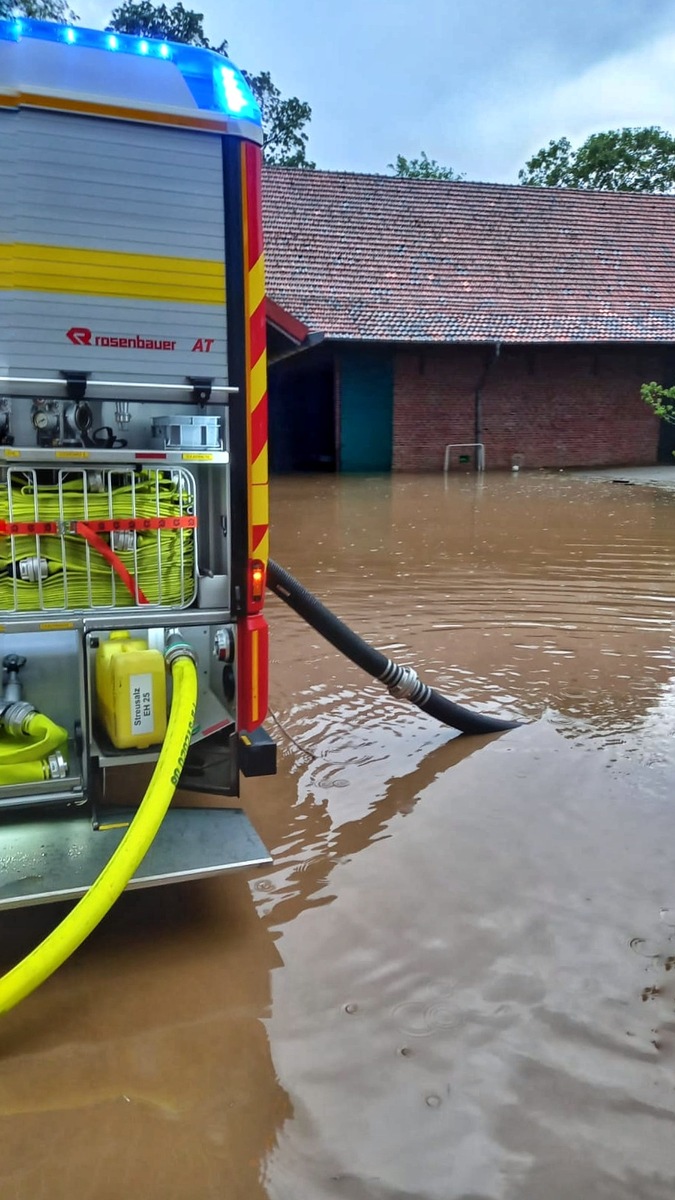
0;17;275;922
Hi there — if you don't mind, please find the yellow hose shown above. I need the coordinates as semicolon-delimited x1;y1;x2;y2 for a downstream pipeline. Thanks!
0;652;197;1016
0;472;195;610
0;713;68;766
0;760;53;786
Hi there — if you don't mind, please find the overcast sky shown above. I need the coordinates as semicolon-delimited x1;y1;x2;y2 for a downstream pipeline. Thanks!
76;0;675;182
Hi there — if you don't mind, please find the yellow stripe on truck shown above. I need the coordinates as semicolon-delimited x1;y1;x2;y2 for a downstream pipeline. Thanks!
0;243;226;305
250;482;269;528
250;351;267;414
0;91;232;135
248;255;266;318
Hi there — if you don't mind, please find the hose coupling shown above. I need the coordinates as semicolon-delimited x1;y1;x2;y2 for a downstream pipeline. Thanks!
164;631;198;670
0;700;36;736
380;661;432;705
46;750;68;780
385;664;420;701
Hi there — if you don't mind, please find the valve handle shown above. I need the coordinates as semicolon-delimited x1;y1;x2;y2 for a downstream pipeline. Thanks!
3;655;26;673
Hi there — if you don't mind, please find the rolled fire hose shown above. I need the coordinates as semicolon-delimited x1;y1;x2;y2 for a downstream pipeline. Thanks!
0;711;68;768
267;559;520;735
0;640;197;1017
0;760;61;786
0;472;193;609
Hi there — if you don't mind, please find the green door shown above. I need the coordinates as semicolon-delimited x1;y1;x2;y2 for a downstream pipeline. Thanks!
339;349;393;472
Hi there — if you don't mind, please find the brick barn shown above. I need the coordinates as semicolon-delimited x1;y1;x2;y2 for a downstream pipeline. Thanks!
261;168;675;473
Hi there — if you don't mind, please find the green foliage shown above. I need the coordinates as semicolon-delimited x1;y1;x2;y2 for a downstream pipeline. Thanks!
244;70;314;168
641;381;675;425
517;137;573;188
0;0;77;19
388;151;464;180
519;127;675;192
107;1;225;52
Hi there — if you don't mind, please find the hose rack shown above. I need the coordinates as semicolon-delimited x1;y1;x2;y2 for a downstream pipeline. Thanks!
0;458;202;613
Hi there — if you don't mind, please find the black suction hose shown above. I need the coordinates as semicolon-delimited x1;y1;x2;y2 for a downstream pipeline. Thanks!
266;559;521;735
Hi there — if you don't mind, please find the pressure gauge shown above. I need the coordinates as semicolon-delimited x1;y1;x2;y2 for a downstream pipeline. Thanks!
33;409;54;430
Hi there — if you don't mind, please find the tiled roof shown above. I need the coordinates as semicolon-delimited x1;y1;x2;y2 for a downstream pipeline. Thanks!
261;168;675;344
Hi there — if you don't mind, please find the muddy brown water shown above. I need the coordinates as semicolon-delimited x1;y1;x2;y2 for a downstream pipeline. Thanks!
2;471;675;1199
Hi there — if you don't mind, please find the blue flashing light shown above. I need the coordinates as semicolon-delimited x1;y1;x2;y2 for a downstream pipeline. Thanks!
0;16;261;127
216;65;249;115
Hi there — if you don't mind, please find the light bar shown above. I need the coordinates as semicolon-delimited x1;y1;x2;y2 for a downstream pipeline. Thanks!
0;17;260;125
215;65;252;116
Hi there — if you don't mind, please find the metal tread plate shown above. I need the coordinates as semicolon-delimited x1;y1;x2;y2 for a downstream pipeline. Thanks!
0;806;271;909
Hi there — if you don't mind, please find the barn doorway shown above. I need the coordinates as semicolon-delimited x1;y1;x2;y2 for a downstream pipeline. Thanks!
268;350;336;473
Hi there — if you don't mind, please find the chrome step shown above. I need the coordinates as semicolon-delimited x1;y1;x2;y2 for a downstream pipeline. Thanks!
0;807;271;910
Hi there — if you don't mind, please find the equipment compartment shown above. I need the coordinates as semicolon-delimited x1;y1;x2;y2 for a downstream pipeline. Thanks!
0;461;200;612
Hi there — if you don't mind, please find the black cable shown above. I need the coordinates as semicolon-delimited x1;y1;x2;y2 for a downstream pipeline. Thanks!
266;559;521;736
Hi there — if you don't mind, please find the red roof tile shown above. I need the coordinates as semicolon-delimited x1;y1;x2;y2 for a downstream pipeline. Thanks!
261;168;675;343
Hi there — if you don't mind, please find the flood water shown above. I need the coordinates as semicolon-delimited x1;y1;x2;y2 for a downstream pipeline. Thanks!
2;471;675;1199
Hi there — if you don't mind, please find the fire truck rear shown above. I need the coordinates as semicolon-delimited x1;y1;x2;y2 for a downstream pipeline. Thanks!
0;18;275;910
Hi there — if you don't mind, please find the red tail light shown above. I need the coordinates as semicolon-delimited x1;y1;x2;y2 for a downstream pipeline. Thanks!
249;558;266;611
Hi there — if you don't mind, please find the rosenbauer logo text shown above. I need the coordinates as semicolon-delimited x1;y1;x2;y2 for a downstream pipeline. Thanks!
66;327;215;353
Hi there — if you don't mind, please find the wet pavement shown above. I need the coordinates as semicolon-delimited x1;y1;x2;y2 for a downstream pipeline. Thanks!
573;464;675;490
2;470;675;1199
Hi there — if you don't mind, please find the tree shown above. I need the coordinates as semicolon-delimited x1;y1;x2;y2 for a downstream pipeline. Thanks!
108;1;224;53
519;127;675;193
641;382;675;429
244;71;314;169
517;137;573;189
107;1;313;167
0;0;77;18
388;151;464;181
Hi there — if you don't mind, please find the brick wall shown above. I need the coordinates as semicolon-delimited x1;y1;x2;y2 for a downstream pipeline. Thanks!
393;344;664;471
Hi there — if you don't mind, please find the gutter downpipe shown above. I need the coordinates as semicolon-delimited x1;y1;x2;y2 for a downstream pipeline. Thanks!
474;341;501;466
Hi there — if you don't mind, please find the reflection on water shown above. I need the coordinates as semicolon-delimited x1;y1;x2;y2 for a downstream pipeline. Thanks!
270;473;675;754
3;473;675;1199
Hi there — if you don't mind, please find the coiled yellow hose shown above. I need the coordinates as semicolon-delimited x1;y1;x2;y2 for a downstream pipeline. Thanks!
0;712;68;767
0;760;55;785
0;651;197;1016
0;472;195;610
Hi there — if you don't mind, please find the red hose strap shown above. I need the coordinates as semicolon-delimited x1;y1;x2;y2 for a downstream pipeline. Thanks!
74;523;149;605
0;520;59;536
0;515;196;536
0;513;196;605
